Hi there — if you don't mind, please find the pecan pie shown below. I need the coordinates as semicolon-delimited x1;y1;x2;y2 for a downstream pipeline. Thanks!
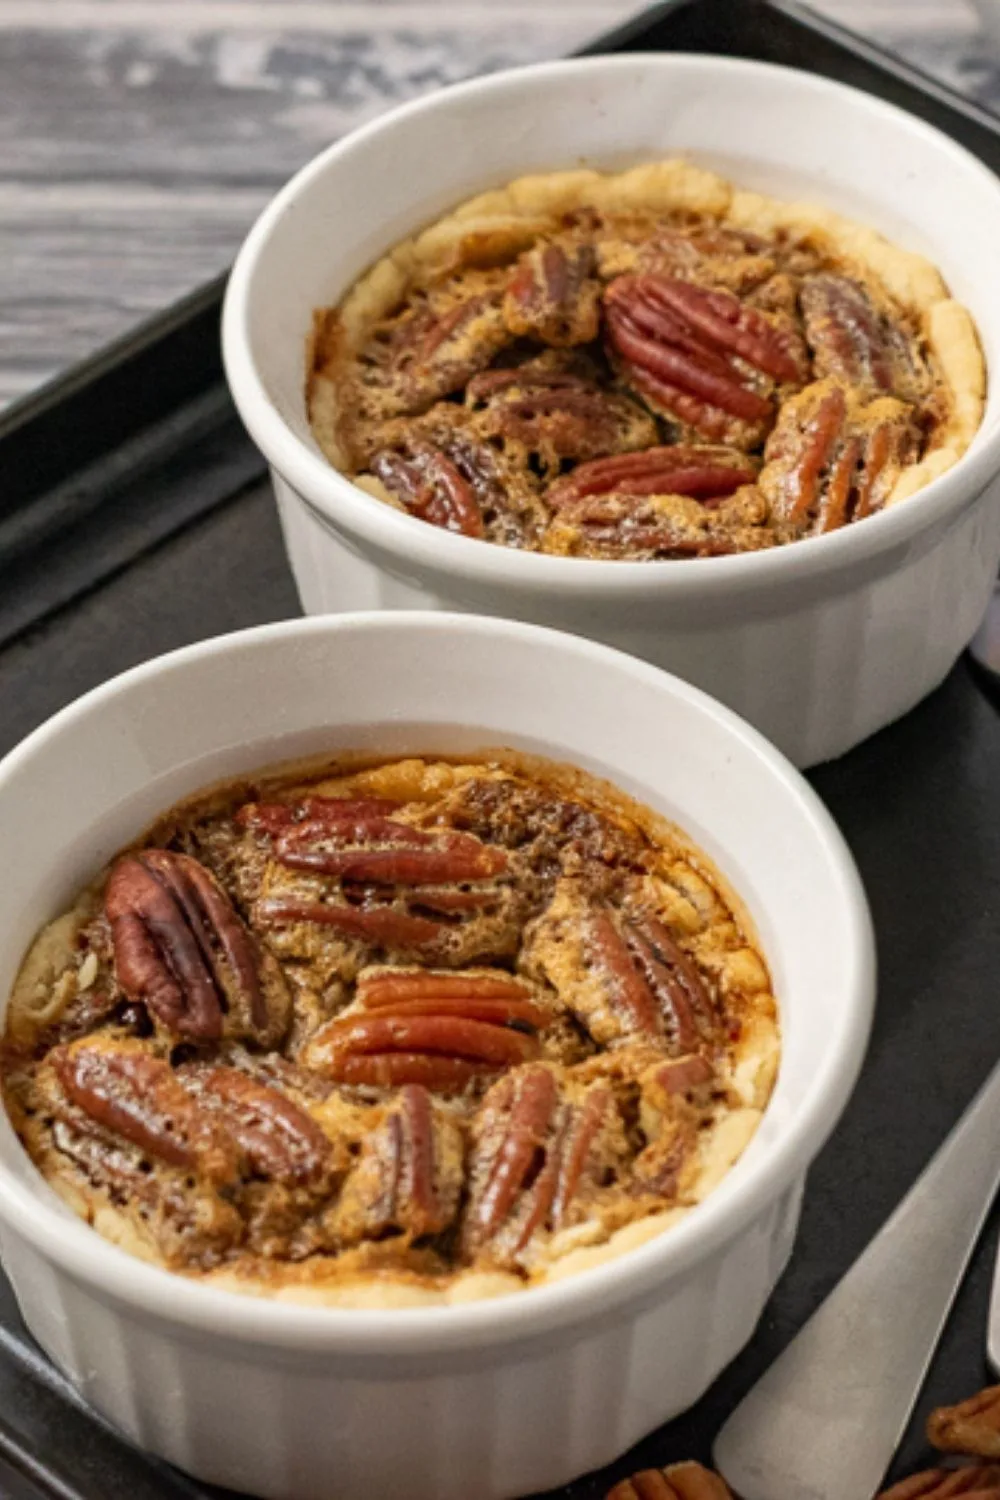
308;159;984;560
1;752;778;1306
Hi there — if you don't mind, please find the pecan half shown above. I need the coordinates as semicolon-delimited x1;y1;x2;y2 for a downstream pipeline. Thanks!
302;1000;539;1092
800;272;931;405
255;899;445;952
879;1468;1000;1499
466;365;657;464
462;1065;558;1254
929;1387;1000;1458
359;284;512;416
503;243;601;346
178;1064;331;1187
622;913;717;1049
588;904;715;1049
604;273;806;447
546;446;757;508
356;966;547;1028
237;796;402;837
587;906;663;1038
273;808;507;885
334;1083;463;1242
25;1024;249;1268
368;414;545;547
371;439;485;538
523;882;718;1049
105;849;290;1046
47;1112;243;1268
462;1066;624;1263
254;805;514;960
759;378;919;535
541;490;772;562
606;1461;734;1500
52;1037;237;1184
651;1053;715;1097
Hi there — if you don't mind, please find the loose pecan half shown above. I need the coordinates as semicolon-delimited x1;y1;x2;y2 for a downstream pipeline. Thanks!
52;1037;237;1185
462;1065;625;1263
604;273;806;447
879;1468;1000;1499
929;1387;1000;1459
759;378;919;535
178;1064;331;1187
606;1461;734;1500
546;446;757;508
503;242;601;346
466;365;657;464
800;272;931;406
105;849;290;1046
334;1083;463;1242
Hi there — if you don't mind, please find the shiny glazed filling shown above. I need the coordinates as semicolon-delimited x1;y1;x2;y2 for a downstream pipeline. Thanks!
308;159;983;561
1;753;778;1305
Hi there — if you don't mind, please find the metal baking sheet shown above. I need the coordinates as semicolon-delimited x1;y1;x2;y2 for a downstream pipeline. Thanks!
2;2;1000;1494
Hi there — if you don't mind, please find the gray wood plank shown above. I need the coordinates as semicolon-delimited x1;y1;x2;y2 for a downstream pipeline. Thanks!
0;0;995;409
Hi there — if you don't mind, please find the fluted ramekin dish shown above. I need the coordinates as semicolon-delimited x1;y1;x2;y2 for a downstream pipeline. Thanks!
222;53;1000;769
0;614;872;1500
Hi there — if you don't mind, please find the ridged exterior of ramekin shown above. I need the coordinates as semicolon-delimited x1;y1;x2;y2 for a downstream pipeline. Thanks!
274;471;1000;768
0;1181;802;1500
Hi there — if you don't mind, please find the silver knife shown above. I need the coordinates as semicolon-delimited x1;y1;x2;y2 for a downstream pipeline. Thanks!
987;1229;1000;1376
714;1055;1000;1500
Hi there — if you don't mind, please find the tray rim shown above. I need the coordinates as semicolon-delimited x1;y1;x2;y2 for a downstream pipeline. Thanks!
0;9;999;1489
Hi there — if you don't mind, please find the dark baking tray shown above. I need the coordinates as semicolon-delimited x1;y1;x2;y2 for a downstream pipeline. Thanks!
2;1;1000;1495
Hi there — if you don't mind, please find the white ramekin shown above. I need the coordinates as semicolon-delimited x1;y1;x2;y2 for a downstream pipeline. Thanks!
222;53;1000;771
0;614;872;1500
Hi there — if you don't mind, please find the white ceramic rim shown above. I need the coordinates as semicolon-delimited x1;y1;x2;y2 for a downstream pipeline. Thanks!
223;53;1000;603
0;614;875;1354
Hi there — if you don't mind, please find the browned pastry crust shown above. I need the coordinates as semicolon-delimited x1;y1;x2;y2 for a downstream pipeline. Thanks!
1;753;777;1307
308;160;984;561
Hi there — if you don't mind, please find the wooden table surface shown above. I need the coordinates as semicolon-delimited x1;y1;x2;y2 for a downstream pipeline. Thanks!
0;0;996;411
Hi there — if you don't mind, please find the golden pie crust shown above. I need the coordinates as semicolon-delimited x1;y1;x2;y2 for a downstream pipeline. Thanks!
2;752;778;1307
307;159;984;559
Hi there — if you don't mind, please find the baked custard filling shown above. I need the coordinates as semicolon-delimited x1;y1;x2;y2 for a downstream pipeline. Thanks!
308;159;985;560
2;754;778;1307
